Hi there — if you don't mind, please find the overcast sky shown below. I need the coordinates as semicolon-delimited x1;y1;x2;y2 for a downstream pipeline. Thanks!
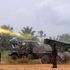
0;0;70;37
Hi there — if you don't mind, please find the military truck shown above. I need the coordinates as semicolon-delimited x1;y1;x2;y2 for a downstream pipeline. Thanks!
9;38;70;64
9;38;52;63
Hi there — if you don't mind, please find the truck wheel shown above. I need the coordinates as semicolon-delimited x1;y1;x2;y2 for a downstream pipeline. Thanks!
57;55;63;64
11;54;18;60
41;55;50;64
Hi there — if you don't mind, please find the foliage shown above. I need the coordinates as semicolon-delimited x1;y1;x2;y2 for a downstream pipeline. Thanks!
38;30;46;38
56;34;70;43
21;26;40;41
21;26;35;35
1;51;41;64
22;33;32;40
54;34;70;51
0;25;13;31
0;25;14;50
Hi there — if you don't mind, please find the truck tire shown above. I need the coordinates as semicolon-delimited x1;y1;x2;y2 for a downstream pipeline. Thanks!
11;53;18;60
41;55;51;64
57;55;62;64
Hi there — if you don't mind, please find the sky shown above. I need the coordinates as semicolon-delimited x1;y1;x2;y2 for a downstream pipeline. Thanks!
0;0;70;37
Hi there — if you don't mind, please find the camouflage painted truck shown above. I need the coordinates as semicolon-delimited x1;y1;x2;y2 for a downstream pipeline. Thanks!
9;38;70;64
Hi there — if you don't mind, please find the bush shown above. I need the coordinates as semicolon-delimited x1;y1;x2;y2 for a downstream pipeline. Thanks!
1;51;41;64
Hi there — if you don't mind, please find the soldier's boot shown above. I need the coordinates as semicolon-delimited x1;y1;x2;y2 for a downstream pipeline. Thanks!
52;65;57;68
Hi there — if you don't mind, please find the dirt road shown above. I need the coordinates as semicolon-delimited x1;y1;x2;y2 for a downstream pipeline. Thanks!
0;64;70;70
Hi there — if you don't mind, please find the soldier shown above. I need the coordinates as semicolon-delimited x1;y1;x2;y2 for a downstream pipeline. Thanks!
51;43;57;68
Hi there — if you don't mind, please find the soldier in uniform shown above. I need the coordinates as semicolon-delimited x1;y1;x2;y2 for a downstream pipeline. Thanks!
52;43;57;68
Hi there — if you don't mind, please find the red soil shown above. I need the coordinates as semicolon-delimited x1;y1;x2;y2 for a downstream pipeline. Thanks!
0;64;70;70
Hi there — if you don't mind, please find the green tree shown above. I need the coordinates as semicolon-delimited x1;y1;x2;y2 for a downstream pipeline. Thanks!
38;30;46;38
55;34;70;51
38;30;46;43
56;34;70;43
20;26;39;40
0;25;13;31
21;26;35;35
0;25;14;50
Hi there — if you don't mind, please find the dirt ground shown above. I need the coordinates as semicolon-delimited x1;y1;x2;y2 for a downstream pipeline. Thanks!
0;64;70;70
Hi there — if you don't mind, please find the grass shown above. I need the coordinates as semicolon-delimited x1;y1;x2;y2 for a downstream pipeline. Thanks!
1;51;41;64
